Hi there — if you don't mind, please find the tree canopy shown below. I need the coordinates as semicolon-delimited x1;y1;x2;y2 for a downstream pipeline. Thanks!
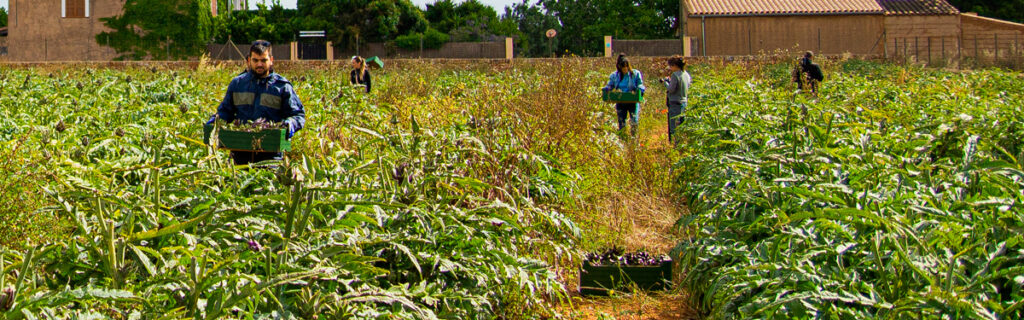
538;0;679;56
296;0;427;48
948;0;1024;23
95;0;688;59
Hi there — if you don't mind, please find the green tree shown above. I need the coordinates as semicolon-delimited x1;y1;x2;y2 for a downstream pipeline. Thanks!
501;1;560;57
97;0;215;60
297;0;427;49
538;0;679;56
425;0;516;42
948;0;1024;23
1;8;8;28
212;3;299;45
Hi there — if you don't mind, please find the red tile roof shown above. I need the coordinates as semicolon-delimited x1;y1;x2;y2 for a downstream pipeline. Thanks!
877;0;959;15
685;0;885;16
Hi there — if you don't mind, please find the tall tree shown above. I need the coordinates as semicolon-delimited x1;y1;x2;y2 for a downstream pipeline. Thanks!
97;0;216;60
297;0;427;48
538;0;678;56
425;0;516;42
212;2;299;45
501;1;560;57
1;8;8;28
948;0;1024;23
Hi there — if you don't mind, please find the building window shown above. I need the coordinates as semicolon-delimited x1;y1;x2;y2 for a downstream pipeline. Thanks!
64;0;87;18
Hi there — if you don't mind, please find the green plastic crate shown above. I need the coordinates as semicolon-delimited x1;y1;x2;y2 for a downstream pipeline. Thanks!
579;258;672;296
203;124;291;152
602;90;644;103
367;56;384;69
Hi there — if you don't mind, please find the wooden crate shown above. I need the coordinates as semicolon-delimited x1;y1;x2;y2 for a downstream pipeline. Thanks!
602;90;645;103
203;124;291;152
579;259;672;296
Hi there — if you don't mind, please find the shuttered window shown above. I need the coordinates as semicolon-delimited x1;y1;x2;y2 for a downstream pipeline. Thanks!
65;0;86;18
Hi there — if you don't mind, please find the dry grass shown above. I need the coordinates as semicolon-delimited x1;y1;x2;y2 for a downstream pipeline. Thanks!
561;292;699;320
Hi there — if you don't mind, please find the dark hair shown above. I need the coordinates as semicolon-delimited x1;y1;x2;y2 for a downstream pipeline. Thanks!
250;40;272;58
801;51;814;66
616;54;632;76
667;55;685;69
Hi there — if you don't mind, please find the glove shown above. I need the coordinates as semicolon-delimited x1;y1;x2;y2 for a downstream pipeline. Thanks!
283;120;296;139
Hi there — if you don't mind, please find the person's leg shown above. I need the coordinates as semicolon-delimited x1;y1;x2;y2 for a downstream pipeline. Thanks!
252;152;283;163
616;103;629;132
230;151;282;166
230;151;256;165
667;103;683;143
629;103;640;137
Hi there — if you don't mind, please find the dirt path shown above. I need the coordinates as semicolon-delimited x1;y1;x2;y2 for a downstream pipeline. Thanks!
561;110;699;320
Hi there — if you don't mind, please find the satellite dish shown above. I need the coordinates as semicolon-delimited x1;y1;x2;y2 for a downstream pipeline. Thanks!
546;29;557;38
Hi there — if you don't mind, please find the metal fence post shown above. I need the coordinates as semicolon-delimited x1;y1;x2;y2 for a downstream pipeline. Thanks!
975;36;979;62
915;37;919;61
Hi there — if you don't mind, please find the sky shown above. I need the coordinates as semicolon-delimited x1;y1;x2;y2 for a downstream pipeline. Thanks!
0;0;522;12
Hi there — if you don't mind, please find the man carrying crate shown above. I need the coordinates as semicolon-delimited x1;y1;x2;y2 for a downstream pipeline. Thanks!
207;40;306;165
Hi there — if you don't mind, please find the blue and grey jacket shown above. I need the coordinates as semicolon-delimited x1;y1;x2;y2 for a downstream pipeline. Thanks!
208;71;306;138
603;69;645;94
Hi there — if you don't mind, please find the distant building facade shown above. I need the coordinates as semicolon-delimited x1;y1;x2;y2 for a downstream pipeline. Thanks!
7;0;126;61
6;0;220;61
683;0;1023;58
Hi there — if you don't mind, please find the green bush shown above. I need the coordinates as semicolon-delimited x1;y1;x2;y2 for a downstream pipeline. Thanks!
395;28;450;50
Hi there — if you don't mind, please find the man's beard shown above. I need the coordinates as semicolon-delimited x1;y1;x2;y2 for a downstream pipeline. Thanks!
251;66;270;77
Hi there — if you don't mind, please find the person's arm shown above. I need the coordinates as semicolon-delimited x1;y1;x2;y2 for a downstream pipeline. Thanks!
635;70;646;94
682;72;691;98
280;83;306;139
603;73;616;91
666;73;680;95
365;70;372;93
350;70;357;85
208;81;237;124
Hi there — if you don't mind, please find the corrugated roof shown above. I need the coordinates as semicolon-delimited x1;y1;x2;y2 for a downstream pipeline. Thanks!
877;0;959;15
685;0;885;16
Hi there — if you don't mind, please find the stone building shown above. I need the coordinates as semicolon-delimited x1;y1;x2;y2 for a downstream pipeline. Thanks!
6;0;222;61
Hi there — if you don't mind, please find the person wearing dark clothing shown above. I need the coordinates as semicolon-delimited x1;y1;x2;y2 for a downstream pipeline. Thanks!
793;51;824;94
207;40;306;165
350;56;372;93
602;54;645;137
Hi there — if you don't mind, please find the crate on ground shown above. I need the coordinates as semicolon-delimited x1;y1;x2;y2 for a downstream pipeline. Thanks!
602;90;644;103
203;124;291;152
578;258;672;296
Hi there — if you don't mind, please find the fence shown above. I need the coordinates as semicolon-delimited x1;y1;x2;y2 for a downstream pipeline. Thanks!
611;39;688;57
208;40;509;61
888;34;1024;68
207;42;292;61
335;41;507;59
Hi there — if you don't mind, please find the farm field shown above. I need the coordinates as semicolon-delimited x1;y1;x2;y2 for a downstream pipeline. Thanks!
0;57;1022;319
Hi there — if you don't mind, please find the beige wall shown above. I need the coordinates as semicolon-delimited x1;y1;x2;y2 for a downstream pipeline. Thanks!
687;15;886;56
961;14;1024;61
8;0;124;61
884;15;960;60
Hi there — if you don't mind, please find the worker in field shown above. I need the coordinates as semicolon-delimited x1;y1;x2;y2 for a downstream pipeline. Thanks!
208;40;306;165
792;51;824;94
349;56;373;93
661;55;691;144
603;54;646;137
